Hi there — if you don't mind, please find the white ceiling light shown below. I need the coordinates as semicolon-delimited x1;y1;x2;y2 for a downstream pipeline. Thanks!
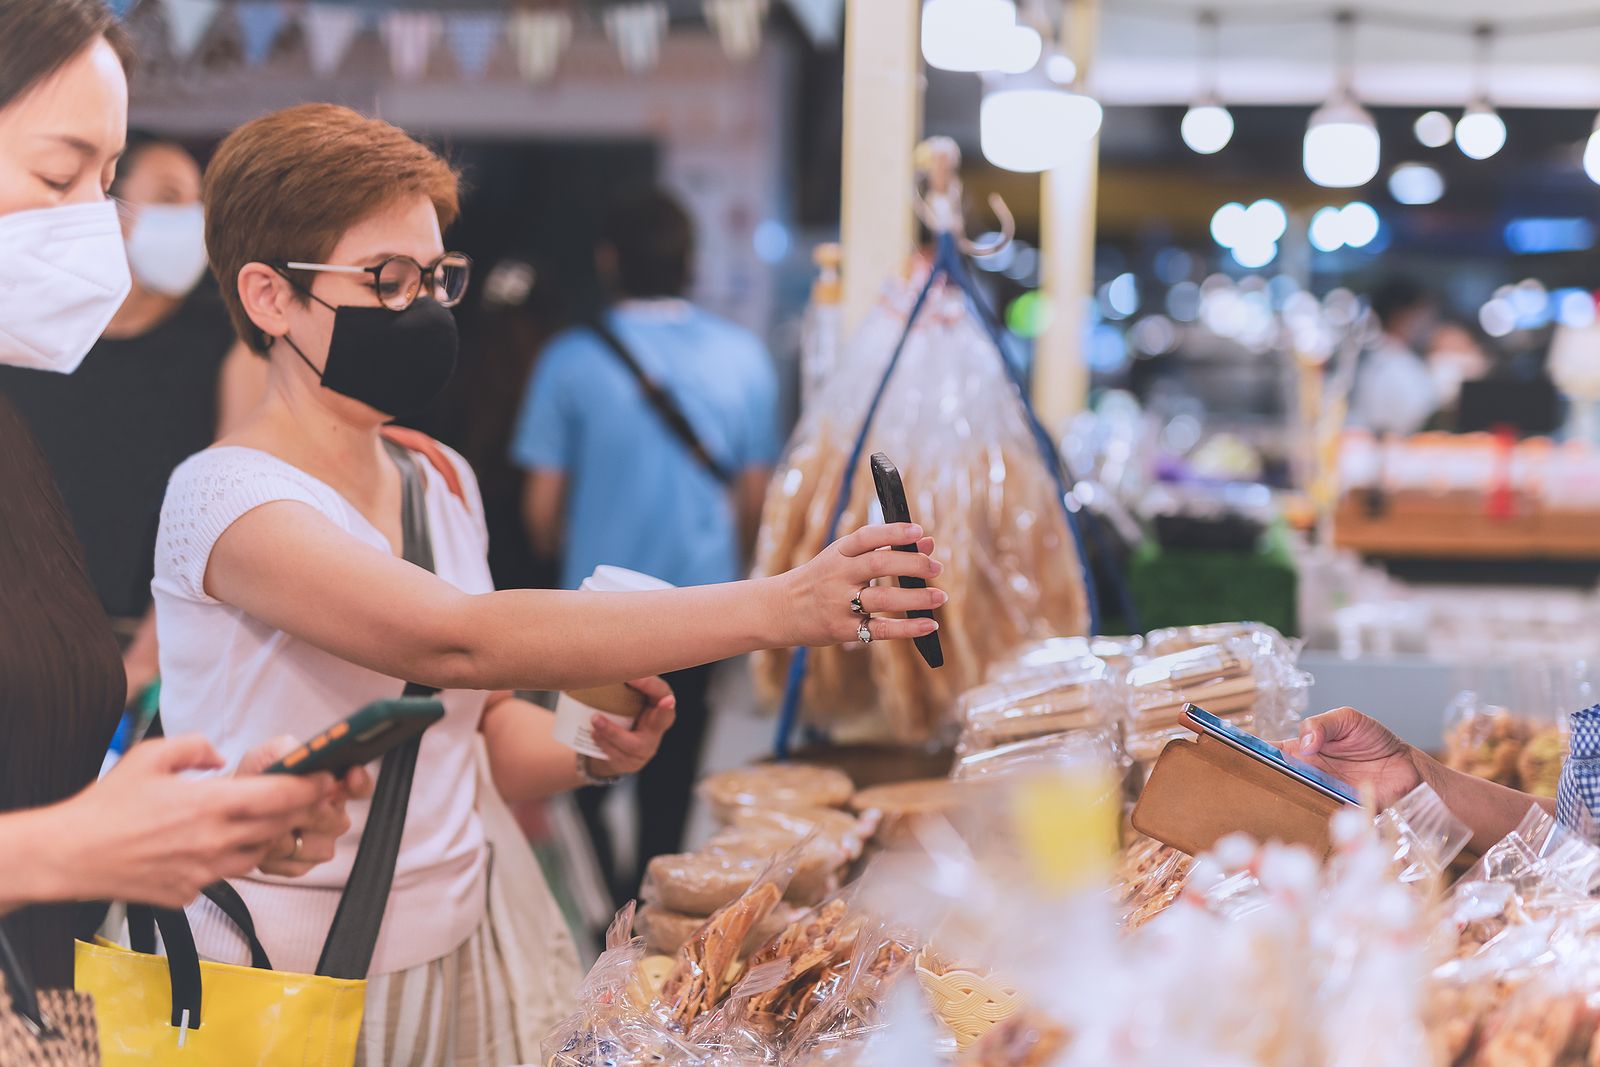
1305;95;1381;188
1244;199;1288;242
1456;102;1507;160
1339;202;1380;248
1309;206;1346;252
1231;240;1278;270
1456;25;1506;161
1181;11;1233;155
1304;14;1379;188
980;59;1103;173
994;23;1043;74
1387;162;1445;205
1585;112;1600;185
921;0;1016;73
1211;199;1285;268
1414;111;1454;149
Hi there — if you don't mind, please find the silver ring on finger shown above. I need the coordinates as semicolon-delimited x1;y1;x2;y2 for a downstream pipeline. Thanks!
290;830;304;862
850;591;867;617
857;620;874;645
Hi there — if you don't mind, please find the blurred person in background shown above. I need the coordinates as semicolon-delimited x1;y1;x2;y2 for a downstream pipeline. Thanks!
1350;277;1441;436
0;0;362;994
0;130;266;703
1423;320;1493;432
511;187;782;903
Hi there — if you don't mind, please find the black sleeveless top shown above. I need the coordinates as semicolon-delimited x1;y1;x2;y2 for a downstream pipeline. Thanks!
0;393;125;989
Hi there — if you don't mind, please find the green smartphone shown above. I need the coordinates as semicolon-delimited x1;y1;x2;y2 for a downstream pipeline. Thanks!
263;698;445;776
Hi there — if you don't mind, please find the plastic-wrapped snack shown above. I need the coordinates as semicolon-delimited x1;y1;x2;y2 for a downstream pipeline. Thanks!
703;830;848;906
1112;835;1193;930
728;895;868;1045
656;856;795;1030
1373;783;1473;895
1442;692;1570;797
952;729;1124;783
636;901;802;959
724;806;879;862
784;920;923;1063
643;851;773;916
751;271;1090;743
700;764;855;824
1144;621;1299;660
850;779;975;849
954;657;1115;757
1121;638;1310;765
986;636;1145;683
543;929;713;1067
688;958;793;1065
957;1009;1071;1067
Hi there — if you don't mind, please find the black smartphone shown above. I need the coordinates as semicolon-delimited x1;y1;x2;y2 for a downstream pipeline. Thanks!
264;698;445;777
1182;704;1360;806
868;452;944;669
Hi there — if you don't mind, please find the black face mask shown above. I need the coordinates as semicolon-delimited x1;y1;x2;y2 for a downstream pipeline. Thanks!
281;291;458;419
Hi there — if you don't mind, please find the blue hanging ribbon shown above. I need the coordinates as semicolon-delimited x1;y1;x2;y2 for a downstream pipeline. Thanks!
235;1;288;67
773;233;1109;757
106;0;138;18
445;13;502;81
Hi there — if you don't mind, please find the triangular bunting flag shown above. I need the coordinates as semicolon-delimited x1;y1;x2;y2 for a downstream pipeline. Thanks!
106;0;138;18
235;1;288;67
704;0;767;62
302;3;366;77
507;9;573;84
603;1;668;75
163;0;221;60
380;11;443;82
782;0;842;47
445;12;502;81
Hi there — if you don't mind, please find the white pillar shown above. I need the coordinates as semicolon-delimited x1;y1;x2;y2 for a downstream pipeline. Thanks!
1034;0;1100;429
840;0;922;336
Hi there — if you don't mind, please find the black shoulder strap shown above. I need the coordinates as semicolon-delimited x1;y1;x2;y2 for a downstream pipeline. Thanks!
588;319;737;487
0;927;46;1035
315;441;438;980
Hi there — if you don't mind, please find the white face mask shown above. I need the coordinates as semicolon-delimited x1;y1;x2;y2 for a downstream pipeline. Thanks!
0;200;131;373
126;203;208;298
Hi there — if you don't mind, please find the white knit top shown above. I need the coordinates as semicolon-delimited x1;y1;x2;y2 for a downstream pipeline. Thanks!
153;444;492;976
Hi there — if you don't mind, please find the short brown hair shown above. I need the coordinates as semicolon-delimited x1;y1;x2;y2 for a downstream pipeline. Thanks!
204;103;460;352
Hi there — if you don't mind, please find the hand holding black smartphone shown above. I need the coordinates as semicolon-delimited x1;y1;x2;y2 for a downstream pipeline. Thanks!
869;451;944;669
264;697;445;777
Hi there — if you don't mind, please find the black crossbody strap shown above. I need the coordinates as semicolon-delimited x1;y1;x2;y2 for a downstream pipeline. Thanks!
588;319;737;487
315;441;438;979
0;928;46;1034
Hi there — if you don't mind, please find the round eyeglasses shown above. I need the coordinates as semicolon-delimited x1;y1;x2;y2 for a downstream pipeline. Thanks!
280;251;473;311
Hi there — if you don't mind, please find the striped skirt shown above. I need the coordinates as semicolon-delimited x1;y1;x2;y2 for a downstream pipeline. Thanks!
353;916;521;1067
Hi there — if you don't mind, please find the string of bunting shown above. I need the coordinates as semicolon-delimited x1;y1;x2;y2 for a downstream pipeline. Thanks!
109;0;847;79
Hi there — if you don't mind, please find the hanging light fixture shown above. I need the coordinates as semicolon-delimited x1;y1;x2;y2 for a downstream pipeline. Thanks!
1303;11;1380;188
1583;112;1600;185
1455;24;1506;160
1181;10;1233;155
979;2;1101;173
921;0;1017;73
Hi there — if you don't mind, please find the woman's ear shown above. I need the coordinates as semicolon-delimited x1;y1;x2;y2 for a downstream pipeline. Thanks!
237;263;293;345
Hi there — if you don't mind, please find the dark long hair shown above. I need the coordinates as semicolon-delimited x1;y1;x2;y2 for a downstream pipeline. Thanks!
0;0;134;989
0;0;134;111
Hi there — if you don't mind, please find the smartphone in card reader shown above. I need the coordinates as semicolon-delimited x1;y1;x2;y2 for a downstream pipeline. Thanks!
869;452;943;669
1181;703;1360;806
264;698;445;777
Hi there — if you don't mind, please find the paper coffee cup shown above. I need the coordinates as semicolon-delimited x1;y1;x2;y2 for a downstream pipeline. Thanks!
554;567;675;758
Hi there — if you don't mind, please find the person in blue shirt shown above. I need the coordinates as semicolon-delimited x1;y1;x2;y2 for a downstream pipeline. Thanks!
511;186;781;900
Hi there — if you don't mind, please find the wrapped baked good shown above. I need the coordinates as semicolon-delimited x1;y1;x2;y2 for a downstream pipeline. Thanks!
954;656;1115;757
704;830;848;905
636;902;801;958
725;806;879;861
1121;637;1309;765
986;635;1145;682
701;764;855;823
751;268;1090;743
1144;621;1297;659
656;856;795;1030
850;778;974;848
1442;693;1570;797
952;729;1122;783
958;1010;1070;1067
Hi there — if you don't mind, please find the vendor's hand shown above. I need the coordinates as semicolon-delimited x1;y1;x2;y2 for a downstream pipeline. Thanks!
590;677;677;778
237;737;375;878
777;523;945;647
41;735;335;908
1279;707;1423;810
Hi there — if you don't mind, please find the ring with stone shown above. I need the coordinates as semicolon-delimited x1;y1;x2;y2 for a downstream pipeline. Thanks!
850;591;867;616
857;621;873;645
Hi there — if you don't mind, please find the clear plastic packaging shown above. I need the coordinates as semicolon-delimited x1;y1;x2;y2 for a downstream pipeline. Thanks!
1442;680;1574;798
1372;783;1473;894
752;269;1091;742
952;729;1124;783
688;958;793;1065
953;656;1117;759
782;920;923;1062
1144;621;1299;660
985;636;1146;682
1121;637;1310;764
700;765;856;825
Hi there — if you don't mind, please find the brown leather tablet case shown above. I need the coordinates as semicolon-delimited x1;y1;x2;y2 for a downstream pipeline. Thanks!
1131;717;1350;858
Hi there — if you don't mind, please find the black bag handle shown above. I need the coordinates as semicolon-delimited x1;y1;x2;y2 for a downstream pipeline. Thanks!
314;440;438;980
588;319;737;487
124;906;204;1031
0;928;48;1036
